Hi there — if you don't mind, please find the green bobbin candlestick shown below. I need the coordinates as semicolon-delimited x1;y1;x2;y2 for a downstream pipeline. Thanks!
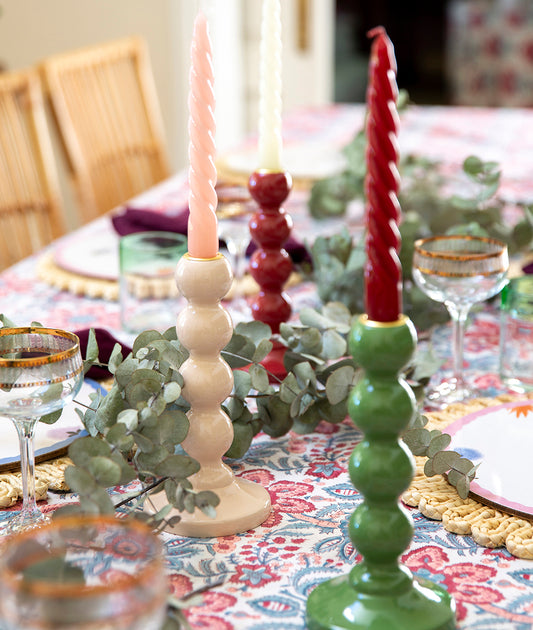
306;314;456;630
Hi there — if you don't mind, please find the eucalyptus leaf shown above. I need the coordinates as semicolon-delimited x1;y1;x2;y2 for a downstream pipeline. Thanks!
133;330;163;356
132;431;156;454
222;334;255;367
69;436;111;466
94;387;124;431
455;476;470;500
107;344;124;374
22;555;86;585
249;363;270;392
293;362;317;389
135;447;170;471
39;409;63;425
322;328;347;359
106;423;135;452
87;456;122;486
233;370;252;398
427;433;451;457
0;314;17;327
253;338;273;363
117;408;139;431
64;466;97;493
85;328;99;363
325;365;356;405
234;320;272;345
148;340;186;372
431;450;461;474
258;396;293;438
80;488;115;515
114;357;139;387
158;409;189;446
279;373;299;404
154;454;200;479
163;382;182;403
225;421;254;458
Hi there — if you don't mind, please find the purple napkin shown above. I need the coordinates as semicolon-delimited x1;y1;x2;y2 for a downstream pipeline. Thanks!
75;328;132;381
112;207;311;265
112;207;190;236
523;261;533;274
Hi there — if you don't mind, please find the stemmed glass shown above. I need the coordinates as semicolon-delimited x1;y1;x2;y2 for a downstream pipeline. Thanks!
0;515;168;629
216;185;255;323
0;327;83;533
412;235;508;408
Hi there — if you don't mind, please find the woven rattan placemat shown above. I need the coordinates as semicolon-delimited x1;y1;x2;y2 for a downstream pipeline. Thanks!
37;250;302;301
403;392;533;559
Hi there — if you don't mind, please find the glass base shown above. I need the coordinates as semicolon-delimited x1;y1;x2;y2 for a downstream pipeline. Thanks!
2;507;49;536
306;574;456;630
424;377;480;410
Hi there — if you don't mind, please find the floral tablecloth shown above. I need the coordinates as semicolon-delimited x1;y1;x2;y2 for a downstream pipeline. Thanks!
1;104;533;628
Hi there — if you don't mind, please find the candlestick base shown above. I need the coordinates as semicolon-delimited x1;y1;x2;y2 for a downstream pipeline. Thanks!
307;575;455;630
147;475;271;538
145;253;271;537
306;314;455;630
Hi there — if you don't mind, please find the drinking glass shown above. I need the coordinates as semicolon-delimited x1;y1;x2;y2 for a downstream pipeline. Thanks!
0;327;83;533
412;235;508;408
119;231;188;334
0;515;168;629
216;185;254;323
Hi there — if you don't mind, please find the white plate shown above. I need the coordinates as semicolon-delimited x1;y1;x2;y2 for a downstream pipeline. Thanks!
0;379;104;470
54;224;119;281
447;400;533;517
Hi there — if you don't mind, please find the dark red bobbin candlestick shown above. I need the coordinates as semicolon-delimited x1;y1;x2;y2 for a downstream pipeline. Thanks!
248;169;293;377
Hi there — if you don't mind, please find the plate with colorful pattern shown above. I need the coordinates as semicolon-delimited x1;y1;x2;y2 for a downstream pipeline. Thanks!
446;400;533;517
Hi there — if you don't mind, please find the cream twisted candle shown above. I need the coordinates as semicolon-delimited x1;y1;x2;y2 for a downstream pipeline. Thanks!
258;0;283;171
187;12;218;259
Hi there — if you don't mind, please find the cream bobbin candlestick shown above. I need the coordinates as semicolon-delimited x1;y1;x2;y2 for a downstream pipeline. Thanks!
148;253;271;537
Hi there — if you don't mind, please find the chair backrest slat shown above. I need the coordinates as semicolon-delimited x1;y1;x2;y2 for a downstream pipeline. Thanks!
40;36;171;224
0;69;66;271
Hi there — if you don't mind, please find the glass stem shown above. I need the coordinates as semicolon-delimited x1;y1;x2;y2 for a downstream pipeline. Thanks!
447;304;470;388
13;417;40;517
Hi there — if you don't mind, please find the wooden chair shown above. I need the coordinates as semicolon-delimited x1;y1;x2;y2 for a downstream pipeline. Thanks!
40;36;171;224
0;69;66;271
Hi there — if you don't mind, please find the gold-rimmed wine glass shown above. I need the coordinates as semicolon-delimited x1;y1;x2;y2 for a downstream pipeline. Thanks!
0;515;168;629
412;235;508;408
0;327;83;533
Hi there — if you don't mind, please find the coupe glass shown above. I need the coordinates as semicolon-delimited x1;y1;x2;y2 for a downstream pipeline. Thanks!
0;327;83;533
0;515;168;629
412;235;508;408
217;185;254;323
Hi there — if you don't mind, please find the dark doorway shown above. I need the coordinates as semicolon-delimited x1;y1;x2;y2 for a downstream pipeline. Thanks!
335;0;450;104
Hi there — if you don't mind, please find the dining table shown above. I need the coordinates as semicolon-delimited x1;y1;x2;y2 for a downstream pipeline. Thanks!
0;103;532;629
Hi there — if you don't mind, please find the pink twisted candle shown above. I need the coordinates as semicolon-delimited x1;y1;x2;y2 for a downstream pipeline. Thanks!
187;12;218;260
364;26;403;322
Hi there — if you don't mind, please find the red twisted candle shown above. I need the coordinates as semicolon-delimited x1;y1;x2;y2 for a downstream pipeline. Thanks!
364;26;402;322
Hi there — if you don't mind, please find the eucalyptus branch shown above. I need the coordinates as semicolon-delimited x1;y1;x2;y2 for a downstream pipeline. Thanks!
113;476;168;509
402;412;476;499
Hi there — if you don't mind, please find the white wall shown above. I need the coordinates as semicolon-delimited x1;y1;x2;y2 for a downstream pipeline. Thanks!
0;0;186;228
0;0;333;227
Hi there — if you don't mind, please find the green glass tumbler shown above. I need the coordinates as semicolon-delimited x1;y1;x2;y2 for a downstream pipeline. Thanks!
119;231;187;334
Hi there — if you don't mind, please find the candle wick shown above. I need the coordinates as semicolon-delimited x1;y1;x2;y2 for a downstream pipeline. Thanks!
367;25;386;40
